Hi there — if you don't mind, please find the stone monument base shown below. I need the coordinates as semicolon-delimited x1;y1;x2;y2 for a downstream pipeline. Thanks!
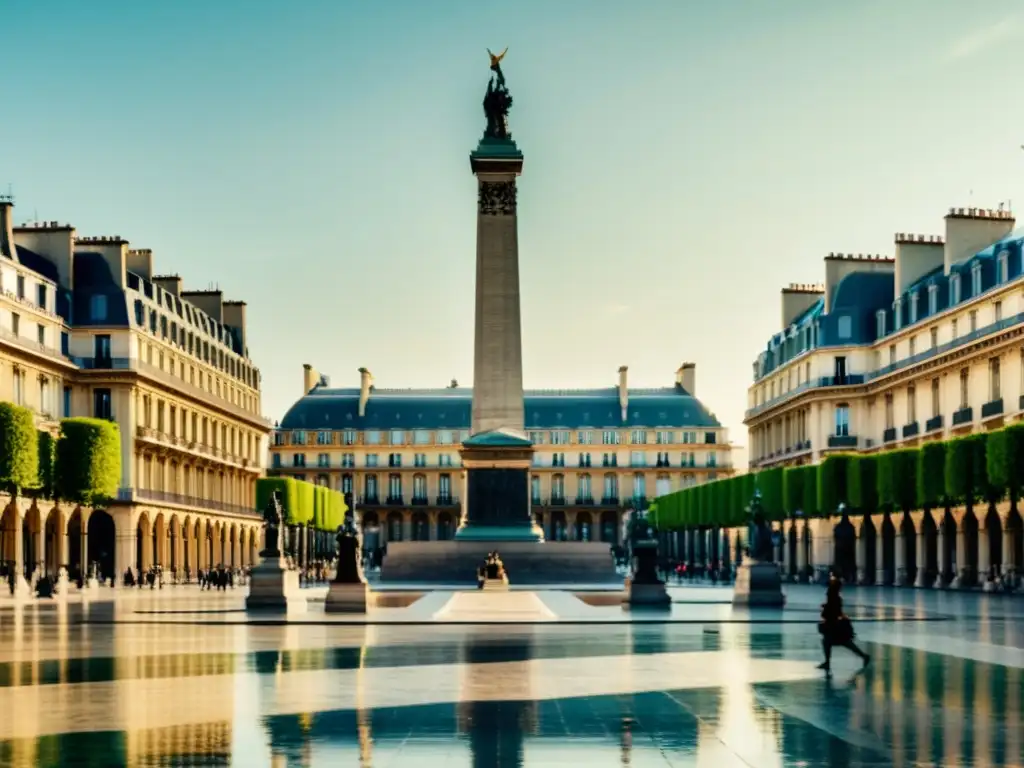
732;560;786;607
482;576;510;592
324;582;369;613
380;540;620;585
624;580;671;607
246;557;306;613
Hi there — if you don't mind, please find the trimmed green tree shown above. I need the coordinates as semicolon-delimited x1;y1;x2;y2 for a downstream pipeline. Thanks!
817;454;851;516
847;455;878;516
878;448;918;514
757;466;785;521
0;403;39;496
802;465;819;518
917;440;947;512
987;422;1024;513
36;430;56;499
783;466;804;517
54;418;120;506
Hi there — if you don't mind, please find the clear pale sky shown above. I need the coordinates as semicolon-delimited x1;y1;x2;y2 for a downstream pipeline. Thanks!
7;0;1024;466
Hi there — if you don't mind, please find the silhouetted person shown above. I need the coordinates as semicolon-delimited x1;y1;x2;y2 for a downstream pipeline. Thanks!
818;577;870;674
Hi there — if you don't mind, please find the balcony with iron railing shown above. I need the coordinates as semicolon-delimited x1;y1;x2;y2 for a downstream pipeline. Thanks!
117;487;257;518
827;434;858;449
925;414;943;433
135;426;256;469
952;407;973;427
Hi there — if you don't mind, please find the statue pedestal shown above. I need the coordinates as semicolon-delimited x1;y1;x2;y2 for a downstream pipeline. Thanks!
624;540;670;608
325;582;369;613
482;576;510;592
732;559;786;607
246;554;306;614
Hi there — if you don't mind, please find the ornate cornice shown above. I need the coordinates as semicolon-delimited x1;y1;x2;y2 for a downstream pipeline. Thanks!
478;181;517;216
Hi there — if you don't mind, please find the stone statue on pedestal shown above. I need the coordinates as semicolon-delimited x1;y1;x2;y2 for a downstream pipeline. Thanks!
747;489;774;563
624;511;669;607
332;517;364;584
260;491;284;557
325;515;369;613
483;47;514;140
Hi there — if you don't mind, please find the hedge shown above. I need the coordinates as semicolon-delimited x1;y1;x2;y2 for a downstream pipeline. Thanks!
0;403;39;495
55;418;120;506
651;416;1024;532
255;477;346;529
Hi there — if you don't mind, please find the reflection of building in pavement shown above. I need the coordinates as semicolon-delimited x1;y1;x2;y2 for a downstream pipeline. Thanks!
112;627;236;765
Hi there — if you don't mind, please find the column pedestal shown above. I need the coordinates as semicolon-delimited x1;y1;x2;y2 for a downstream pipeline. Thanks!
455;434;543;542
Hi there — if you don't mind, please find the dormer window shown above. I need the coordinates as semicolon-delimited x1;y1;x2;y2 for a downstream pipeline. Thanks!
876;309;886;338
909;293;919;324
998;250;1009;284
928;284;938;315
836;315;852;340
971;262;983;296
893;299;902;331
89;294;108;323
949;274;961;305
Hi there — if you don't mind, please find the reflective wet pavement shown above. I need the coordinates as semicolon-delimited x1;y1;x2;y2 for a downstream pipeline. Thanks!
0;586;1021;767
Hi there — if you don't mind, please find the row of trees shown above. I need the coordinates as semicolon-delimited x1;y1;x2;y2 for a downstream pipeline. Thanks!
255;476;347;532
649;421;1024;530
0;403;121;507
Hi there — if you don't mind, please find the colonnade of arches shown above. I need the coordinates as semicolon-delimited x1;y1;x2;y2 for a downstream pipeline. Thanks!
660;502;1023;589
133;511;261;578
820;504;1023;587
0;497;262;587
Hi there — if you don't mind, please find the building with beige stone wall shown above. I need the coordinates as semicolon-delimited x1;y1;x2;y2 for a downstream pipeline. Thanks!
744;205;1023;586
0;196;268;592
270;362;734;549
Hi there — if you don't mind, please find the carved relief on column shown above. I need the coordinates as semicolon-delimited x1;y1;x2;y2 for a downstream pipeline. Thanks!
478;181;517;216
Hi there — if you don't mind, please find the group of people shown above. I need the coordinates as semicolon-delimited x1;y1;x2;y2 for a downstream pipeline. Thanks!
476;551;507;588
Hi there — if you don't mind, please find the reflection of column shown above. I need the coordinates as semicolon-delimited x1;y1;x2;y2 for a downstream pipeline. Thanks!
953;514;966;587
458;633;535;767
796;520;808;576
855;524;866;583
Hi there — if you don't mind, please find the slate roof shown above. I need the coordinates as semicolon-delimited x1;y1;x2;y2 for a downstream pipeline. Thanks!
756;225;1024;381
278;386;722;431
71;252;130;327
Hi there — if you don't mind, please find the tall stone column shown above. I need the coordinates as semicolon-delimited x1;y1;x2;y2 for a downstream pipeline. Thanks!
455;67;542;543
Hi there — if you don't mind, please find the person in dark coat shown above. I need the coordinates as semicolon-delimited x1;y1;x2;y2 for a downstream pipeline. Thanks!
818;576;870;673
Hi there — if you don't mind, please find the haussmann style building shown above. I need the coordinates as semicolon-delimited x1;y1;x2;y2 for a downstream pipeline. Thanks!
744;205;1024;586
0;196;270;591
270;362;734;548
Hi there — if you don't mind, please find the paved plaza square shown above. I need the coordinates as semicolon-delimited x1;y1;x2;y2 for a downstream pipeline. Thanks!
0;585;1020;767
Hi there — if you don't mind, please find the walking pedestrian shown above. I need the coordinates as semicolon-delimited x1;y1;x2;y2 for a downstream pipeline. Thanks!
818;576;870;674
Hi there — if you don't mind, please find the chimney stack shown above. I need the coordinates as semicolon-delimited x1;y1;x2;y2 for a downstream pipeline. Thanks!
893;233;944;295
303;364;320;395
223;300;247;352
0;196;15;261
618;366;628;422
780;283;825;329
359;367;373;417
823;253;894;313
943;207;1015;274
15;222;77;290
126;248;153;280
676;362;696;395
